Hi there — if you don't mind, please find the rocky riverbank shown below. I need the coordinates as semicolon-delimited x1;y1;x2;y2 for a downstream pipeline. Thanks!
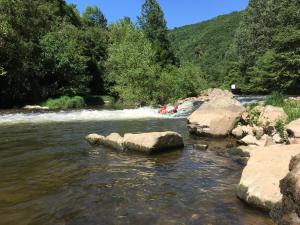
85;88;300;224
185;89;300;224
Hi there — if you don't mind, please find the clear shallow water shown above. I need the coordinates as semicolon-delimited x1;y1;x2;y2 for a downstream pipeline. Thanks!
0;111;273;225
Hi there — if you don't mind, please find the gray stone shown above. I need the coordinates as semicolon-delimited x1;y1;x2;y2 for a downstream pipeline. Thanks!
187;96;245;137
237;145;300;211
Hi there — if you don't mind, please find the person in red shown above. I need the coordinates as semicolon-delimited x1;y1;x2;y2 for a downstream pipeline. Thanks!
159;105;167;114
173;105;178;113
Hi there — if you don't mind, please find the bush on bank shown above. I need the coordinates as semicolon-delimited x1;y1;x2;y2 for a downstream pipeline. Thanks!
265;92;300;123
44;96;86;109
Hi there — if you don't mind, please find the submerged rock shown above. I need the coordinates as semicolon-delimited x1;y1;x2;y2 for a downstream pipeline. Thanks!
237;144;300;211
271;153;300;225
86;131;184;154
187;96;245;137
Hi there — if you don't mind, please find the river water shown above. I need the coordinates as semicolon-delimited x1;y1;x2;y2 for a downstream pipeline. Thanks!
0;107;273;225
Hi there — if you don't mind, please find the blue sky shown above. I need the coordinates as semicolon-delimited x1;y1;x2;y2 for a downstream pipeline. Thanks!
66;0;249;28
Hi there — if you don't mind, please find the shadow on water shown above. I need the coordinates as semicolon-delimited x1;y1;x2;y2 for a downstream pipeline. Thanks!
0;118;274;225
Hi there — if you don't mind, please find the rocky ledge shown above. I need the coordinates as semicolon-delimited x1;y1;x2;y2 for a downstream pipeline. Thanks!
271;153;300;225
237;144;300;212
86;131;184;154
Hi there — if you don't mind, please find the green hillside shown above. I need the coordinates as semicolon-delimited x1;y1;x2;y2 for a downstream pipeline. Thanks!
169;11;242;85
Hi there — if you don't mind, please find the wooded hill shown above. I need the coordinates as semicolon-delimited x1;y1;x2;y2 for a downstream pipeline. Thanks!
169;11;242;86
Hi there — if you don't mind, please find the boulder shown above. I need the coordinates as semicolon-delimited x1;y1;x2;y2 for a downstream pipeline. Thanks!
259;105;287;126
204;88;234;100
123;132;184;153
271;153;300;225
187;96;245;137
232;126;244;138
232;125;254;138
237;145;300;211
286;118;300;138
86;131;184;154
238;134;269;147
177;88;234;104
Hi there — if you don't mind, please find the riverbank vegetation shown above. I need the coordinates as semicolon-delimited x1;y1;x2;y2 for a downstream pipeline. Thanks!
264;92;300;123
0;0;299;108
44;96;86;109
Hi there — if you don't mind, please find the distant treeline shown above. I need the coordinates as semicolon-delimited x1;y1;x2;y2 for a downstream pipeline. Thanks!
0;0;299;108
170;0;299;94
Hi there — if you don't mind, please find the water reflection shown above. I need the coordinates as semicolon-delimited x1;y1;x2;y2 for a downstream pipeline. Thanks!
0;119;273;225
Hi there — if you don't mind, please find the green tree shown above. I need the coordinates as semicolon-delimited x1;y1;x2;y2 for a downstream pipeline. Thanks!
40;24;91;96
82;6;107;29
159;63;208;103
0;0;81;107
106;19;160;104
138;0;177;66
235;0;300;94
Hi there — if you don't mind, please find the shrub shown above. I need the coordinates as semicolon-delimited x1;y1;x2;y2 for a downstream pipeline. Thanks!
158;63;209;103
265;91;285;107
283;101;300;123
44;96;86;109
248;107;261;126
275;119;285;139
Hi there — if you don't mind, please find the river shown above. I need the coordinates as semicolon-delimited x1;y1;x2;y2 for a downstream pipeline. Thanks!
0;105;273;225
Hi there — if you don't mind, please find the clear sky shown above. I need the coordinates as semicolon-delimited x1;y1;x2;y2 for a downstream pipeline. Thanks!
66;0;249;28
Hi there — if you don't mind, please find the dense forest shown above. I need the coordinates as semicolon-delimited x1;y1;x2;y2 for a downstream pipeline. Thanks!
0;0;299;108
169;12;242;87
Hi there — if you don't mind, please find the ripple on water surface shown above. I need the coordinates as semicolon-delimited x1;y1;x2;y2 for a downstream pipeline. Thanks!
0;118;273;225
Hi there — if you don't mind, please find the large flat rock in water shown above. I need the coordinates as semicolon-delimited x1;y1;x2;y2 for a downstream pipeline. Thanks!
237;144;300;211
187;96;245;137
86;131;184;154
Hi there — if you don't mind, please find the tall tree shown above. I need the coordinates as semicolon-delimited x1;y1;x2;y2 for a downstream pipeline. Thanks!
235;0;300;93
138;0;177;66
235;0;276;72
82;6;107;29
0;0;81;107
106;19;160;104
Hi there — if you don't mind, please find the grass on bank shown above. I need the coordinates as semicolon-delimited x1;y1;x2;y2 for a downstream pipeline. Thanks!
44;96;86;109
43;95;116;109
265;92;300;123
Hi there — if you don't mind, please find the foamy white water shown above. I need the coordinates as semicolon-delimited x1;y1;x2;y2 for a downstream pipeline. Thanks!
0;107;166;125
